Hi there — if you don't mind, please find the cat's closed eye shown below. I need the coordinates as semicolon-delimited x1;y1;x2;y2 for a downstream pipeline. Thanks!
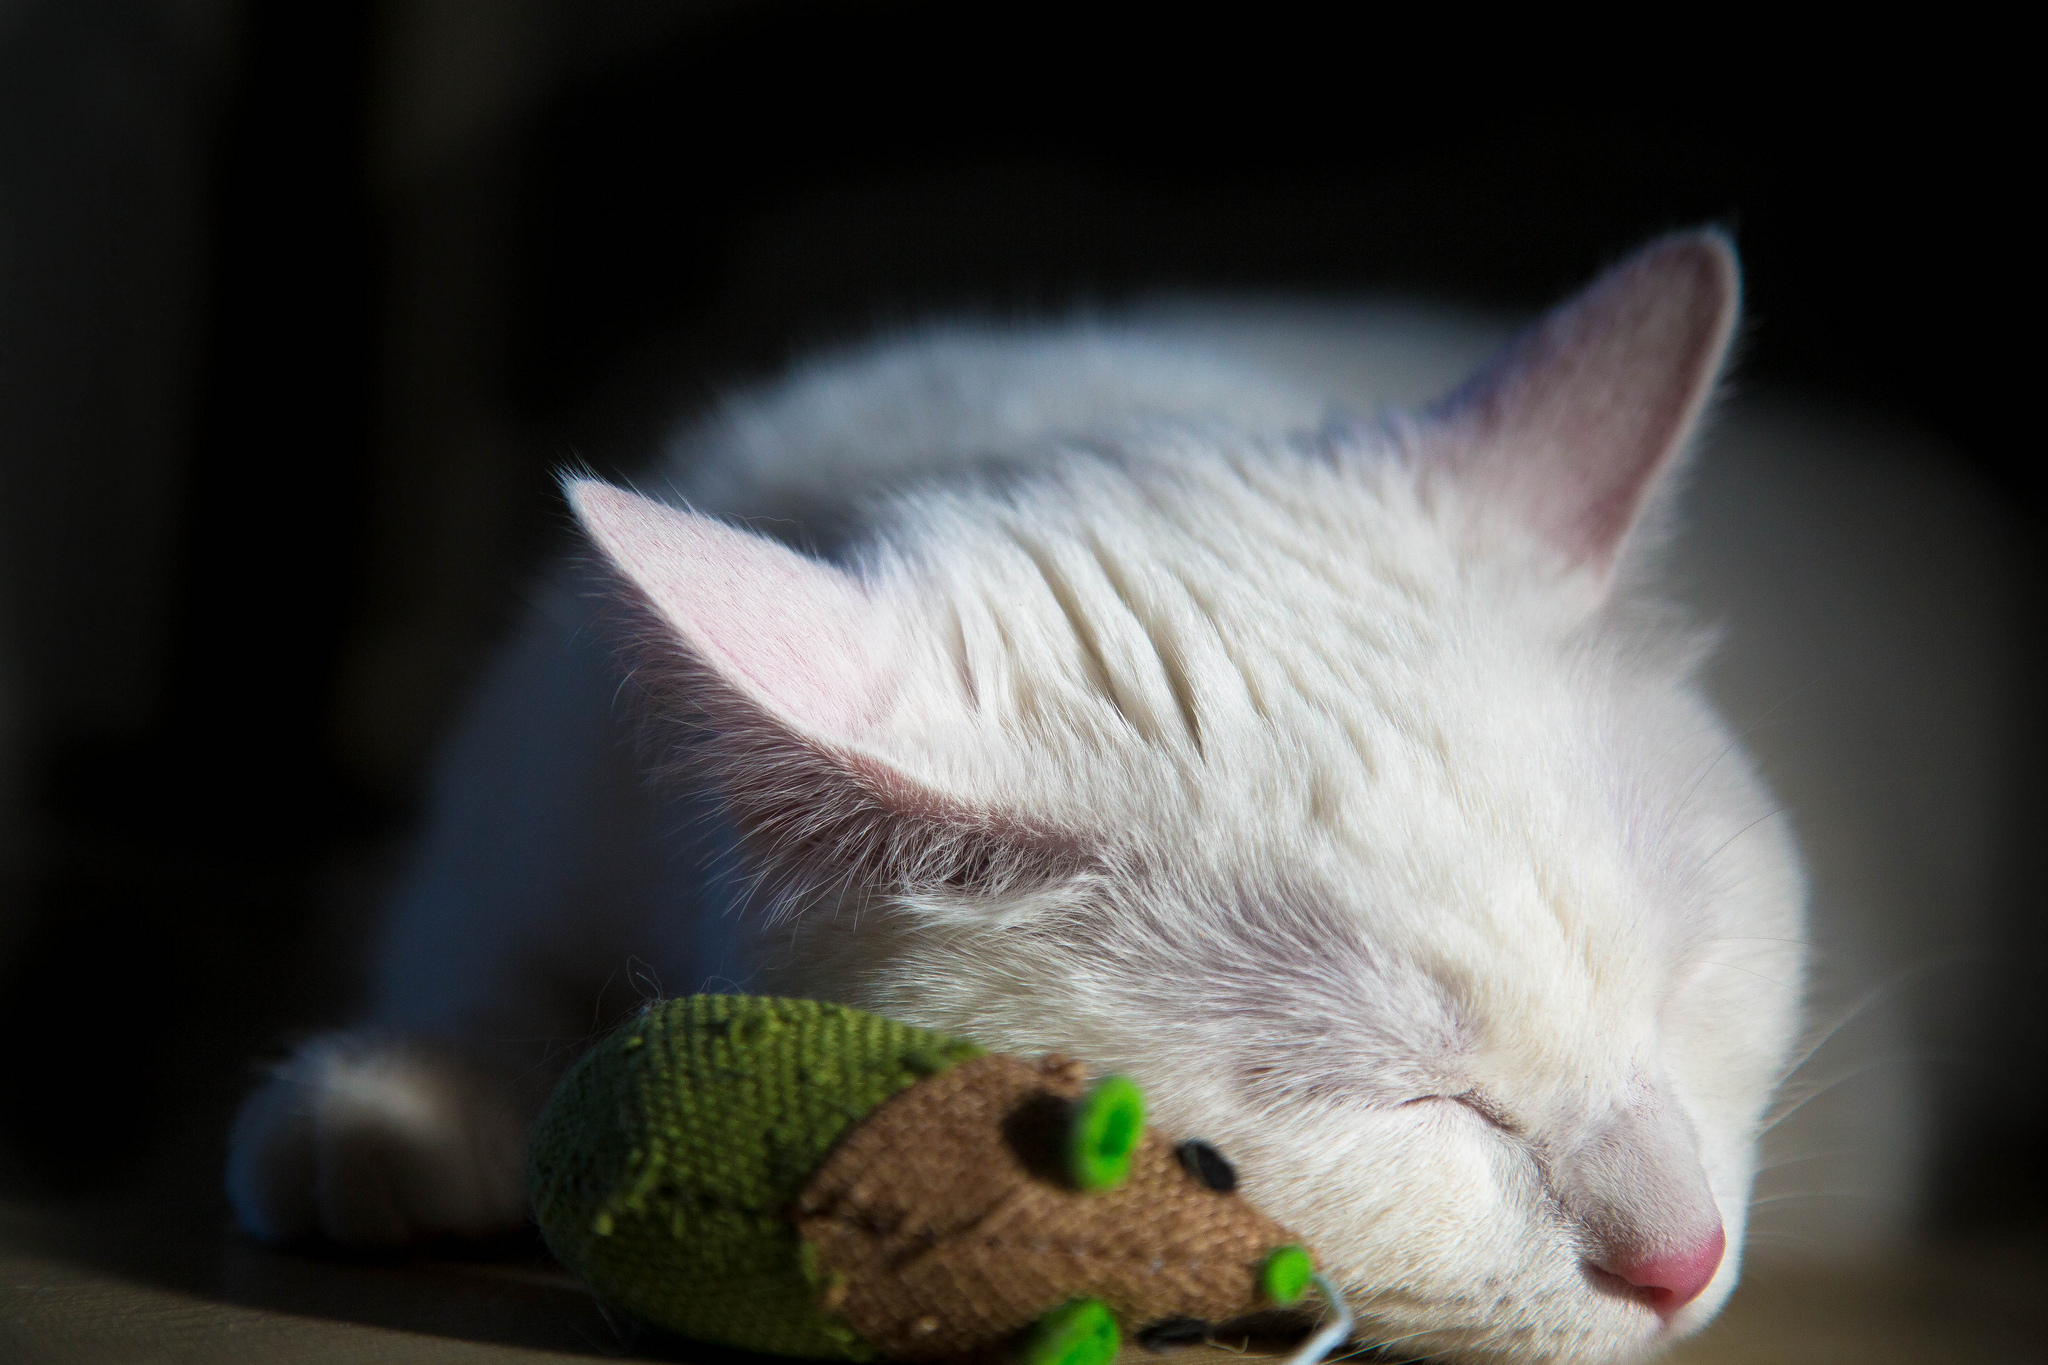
1404;1091;1520;1135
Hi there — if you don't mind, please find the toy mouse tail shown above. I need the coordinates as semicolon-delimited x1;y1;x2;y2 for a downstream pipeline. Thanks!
1281;1274;1355;1365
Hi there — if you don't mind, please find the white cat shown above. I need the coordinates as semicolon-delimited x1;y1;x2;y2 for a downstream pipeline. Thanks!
229;233;1811;1363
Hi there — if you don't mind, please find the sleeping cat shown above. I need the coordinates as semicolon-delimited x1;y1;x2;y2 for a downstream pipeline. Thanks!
227;232;1808;1363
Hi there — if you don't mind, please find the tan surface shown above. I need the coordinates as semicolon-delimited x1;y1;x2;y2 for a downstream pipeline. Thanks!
1661;1249;2046;1365
3;1200;2043;1364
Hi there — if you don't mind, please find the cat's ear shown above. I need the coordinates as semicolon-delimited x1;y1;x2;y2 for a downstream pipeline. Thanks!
1423;230;1739;582
569;479;901;744
567;479;1077;901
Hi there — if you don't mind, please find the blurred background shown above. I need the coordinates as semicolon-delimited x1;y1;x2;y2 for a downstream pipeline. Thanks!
0;0;2038;1280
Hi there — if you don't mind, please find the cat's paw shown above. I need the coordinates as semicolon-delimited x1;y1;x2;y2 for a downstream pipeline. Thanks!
226;1033;529;1247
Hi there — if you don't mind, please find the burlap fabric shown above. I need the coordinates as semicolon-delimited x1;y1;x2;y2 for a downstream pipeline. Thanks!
528;995;982;1358
792;1053;1301;1360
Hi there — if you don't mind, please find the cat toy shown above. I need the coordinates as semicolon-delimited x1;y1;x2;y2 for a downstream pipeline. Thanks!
528;994;1352;1365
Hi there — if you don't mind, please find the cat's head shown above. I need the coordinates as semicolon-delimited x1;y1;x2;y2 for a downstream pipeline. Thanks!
569;232;1806;1363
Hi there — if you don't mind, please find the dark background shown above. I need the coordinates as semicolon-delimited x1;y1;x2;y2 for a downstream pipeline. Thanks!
0;0;2038;1247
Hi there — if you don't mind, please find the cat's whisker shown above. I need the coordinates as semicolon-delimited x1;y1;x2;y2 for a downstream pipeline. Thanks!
1692;934;1807;945
1341;1302;1504;1362
1696;804;1789;873
1687;957;1800;993
1405;1331;1498;1364
1347;1327;1442;1364
1774;949;1974;1088
1673;673;1823;818
1761;1052;1925;1134
1752;1146;1858;1174
1742;1233;1845;1262
1747;1188;1887;1208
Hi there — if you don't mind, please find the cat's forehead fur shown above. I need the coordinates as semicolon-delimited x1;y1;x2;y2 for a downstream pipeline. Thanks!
851;423;1722;1115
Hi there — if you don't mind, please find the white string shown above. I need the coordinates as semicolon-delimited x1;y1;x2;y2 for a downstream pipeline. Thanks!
1280;1273;1354;1365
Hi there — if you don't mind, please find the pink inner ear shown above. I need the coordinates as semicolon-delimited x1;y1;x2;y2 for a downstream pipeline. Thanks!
1431;231;1739;575
567;480;893;740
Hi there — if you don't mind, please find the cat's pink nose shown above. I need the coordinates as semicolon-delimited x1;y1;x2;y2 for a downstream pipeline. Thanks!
1595;1224;1725;1316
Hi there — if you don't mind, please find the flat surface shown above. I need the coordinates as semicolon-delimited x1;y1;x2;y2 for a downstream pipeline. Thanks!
4;1201;2045;1364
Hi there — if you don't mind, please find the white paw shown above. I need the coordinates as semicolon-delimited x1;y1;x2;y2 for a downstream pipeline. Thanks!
226;1033;530;1247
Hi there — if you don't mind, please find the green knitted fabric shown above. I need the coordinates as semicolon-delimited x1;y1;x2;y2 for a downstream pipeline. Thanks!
529;995;983;1358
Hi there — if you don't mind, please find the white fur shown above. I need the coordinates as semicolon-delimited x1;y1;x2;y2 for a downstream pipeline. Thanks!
227;1035;527;1246
230;237;1822;1363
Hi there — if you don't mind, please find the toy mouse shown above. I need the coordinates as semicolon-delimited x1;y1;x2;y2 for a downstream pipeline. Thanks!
528;995;1350;1364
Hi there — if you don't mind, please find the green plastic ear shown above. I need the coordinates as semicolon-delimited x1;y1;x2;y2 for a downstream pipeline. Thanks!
1068;1076;1145;1192
1018;1298;1120;1365
1261;1245;1314;1306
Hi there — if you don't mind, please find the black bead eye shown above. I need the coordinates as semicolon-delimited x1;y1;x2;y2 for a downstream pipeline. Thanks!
1175;1138;1238;1193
